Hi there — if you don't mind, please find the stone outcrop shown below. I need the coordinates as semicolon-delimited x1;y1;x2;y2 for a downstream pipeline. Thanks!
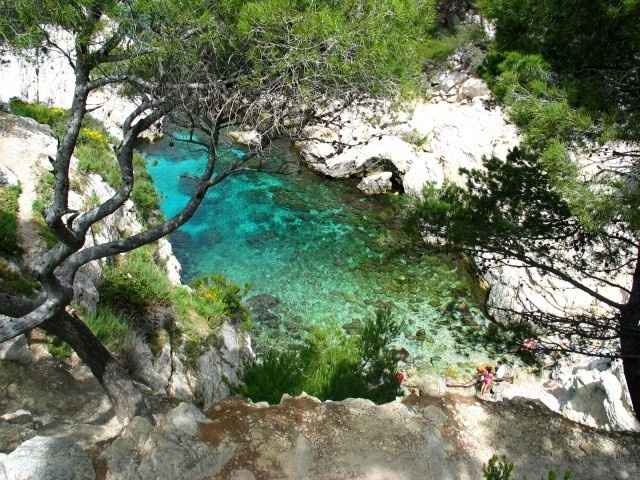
0;359;120;454
94;395;640;480
124;319;255;409
227;130;262;147
295;67;518;197
0;436;95;480
498;357;640;432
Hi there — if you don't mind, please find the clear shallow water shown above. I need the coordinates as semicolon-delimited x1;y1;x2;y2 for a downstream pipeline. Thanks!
143;134;496;374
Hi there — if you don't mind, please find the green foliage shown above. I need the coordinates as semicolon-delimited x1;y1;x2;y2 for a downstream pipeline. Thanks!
83;306;130;350
240;309;403;404
239;349;304;405
0;258;38;296
483;455;514;480
48;305;129;359
482;455;573;480
480;51;593;150
478;0;640;141
100;246;173;314
32;172;57;247
0;185;22;257
10;100;160;223
9;98;67;137
189;274;250;323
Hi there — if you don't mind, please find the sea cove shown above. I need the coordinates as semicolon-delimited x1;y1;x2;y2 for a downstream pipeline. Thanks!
143;134;498;374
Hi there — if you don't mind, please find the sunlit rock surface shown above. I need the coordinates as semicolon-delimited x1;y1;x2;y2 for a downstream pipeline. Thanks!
95;395;640;480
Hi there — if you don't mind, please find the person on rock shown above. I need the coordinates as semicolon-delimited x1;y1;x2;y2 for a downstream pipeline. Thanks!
480;366;494;397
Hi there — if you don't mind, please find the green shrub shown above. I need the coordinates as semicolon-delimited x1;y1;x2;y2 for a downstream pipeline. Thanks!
100;246;173;314
76;143;121;188
47;305;129;359
10;99;160;224
32;172;57;247
9;98;67;136
483;455;514;480
240;308;403;404
0;258;38;296
84;306;130;349
240;349;304;404
482;455;573;480
0;185;22;256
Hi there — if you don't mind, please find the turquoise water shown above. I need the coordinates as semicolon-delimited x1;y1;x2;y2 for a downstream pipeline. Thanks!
143;134;495;374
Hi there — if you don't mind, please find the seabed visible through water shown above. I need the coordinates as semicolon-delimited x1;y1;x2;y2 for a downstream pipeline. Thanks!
143;133;506;377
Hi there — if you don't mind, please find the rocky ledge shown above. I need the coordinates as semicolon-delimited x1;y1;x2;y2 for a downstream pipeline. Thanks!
2;387;639;480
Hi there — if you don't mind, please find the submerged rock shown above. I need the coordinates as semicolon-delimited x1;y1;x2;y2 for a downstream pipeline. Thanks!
244;294;281;326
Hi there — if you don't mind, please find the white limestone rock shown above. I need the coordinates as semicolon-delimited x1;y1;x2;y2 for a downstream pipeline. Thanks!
402;155;446;196
459;77;491;100
156;239;182;286
195;320;255;410
357;171;393;195
297;93;519;198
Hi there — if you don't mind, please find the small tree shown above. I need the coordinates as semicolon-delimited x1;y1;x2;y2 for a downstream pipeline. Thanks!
0;0;440;419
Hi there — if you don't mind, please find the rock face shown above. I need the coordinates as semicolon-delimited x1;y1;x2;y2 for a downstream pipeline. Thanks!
0;336;32;365
296;81;518;198
98;395;640;480
0;165;18;187
500;357;640;432
227;130;262;147
124;319;255;409
0;359;119;454
0;28;140;140
0;436;95;480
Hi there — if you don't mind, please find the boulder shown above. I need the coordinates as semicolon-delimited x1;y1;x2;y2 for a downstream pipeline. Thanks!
402;156;445;196
0;436;95;480
357;171;393;195
551;357;640;432
459;78;490;100
413;374;448;398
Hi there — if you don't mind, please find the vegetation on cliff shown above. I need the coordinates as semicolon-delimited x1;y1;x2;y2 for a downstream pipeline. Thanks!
412;0;640;418
0;0;483;419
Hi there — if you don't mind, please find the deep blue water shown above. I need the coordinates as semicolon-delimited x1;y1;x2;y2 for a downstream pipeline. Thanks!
143;134;495;373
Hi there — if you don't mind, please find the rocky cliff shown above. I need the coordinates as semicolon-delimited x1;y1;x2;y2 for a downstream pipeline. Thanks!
1;355;639;480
